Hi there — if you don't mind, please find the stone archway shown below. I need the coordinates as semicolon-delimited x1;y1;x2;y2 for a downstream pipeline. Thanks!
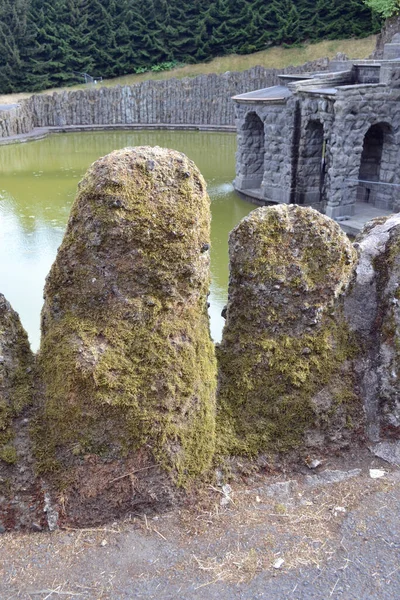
296;120;325;208
236;111;265;191
357;122;395;209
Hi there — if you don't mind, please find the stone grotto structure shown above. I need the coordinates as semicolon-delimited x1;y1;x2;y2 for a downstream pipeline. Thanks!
233;35;400;221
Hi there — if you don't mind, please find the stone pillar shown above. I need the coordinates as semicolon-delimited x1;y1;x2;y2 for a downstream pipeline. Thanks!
0;294;38;531
344;214;400;442
217;205;359;457
37;147;216;525
0;294;34;464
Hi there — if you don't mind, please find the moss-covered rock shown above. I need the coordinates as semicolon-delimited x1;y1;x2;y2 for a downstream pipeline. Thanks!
0;294;40;531
0;294;34;462
216;205;360;457
37;147;216;523
344;213;400;441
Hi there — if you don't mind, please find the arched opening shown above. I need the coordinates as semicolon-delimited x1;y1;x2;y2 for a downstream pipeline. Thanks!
237;111;265;192
357;122;395;209
296;120;325;207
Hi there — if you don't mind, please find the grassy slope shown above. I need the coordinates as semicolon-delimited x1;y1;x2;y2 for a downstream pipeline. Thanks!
0;36;377;104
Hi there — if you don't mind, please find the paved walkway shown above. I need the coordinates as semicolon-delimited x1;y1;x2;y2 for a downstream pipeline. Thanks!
338;202;392;235
1;451;399;599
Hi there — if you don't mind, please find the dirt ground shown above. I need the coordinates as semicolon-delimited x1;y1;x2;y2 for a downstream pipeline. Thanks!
1;448;399;600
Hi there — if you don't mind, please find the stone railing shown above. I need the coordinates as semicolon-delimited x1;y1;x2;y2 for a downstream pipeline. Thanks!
1;148;399;531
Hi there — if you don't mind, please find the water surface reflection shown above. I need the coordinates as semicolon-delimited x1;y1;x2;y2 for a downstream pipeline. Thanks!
0;131;253;350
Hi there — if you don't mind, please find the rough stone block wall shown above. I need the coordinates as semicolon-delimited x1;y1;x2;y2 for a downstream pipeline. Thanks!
326;85;400;215
261;104;293;200
234;101;293;203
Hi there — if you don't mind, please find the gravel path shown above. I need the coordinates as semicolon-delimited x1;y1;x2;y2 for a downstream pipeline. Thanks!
1;454;399;600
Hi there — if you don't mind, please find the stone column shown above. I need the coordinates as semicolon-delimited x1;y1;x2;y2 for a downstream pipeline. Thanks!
0;294;37;531
344;214;400;443
38;146;216;525
217;205;359;457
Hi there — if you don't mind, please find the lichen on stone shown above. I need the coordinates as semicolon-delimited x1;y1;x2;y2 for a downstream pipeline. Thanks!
36;147;216;509
216;204;360;457
0;294;34;463
345;213;400;440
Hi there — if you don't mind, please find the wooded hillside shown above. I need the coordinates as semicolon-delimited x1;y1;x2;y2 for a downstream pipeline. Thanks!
0;0;380;93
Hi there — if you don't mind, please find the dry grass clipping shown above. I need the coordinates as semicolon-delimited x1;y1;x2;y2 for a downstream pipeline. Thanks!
181;475;395;584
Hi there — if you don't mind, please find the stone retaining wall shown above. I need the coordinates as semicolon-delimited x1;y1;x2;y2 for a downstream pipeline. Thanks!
0;61;329;139
0;103;35;138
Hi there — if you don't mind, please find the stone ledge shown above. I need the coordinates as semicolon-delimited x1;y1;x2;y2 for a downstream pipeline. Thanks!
0;123;236;145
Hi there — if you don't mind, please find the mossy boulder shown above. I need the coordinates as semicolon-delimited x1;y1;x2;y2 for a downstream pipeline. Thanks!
0;294;34;464
344;213;400;442
37;146;216;524
0;294;38;531
217;205;361;457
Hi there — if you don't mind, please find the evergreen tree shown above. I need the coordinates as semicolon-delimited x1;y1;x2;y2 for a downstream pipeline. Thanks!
86;0;115;77
274;1;301;45
0;0;30;92
0;0;381;93
60;0;95;78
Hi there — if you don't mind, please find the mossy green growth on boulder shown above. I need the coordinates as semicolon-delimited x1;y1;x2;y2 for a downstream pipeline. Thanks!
217;205;360;457
37;147;216;518
0;294;34;465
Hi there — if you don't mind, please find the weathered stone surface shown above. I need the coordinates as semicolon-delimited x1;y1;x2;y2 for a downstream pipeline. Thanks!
372;16;400;59
217;205;360;457
0;294;34;464
0;104;35;138
0;294;39;531
37;146;216;525
344;213;400;441
370;440;400;466
304;468;361;488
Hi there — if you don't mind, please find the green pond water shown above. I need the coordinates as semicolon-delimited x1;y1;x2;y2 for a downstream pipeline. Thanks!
0;130;254;351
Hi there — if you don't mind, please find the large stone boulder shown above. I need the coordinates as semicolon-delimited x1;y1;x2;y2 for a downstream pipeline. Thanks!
37;147;216;525
0;294;34;464
0;294;37;530
217;205;360;457
344;214;400;442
